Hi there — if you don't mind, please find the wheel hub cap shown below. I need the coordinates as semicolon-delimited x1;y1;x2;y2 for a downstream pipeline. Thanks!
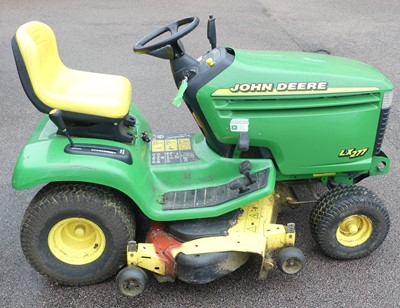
336;215;373;247
74;225;86;237
48;218;106;265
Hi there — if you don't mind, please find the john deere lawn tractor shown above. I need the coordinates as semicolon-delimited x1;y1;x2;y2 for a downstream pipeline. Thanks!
11;16;391;296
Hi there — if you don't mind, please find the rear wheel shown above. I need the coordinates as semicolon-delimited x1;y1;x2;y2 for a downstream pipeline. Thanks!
310;185;389;260
21;182;136;285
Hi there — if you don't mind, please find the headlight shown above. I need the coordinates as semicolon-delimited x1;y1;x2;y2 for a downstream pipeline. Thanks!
382;91;393;109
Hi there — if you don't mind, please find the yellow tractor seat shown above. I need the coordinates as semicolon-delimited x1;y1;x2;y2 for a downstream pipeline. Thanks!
12;21;134;142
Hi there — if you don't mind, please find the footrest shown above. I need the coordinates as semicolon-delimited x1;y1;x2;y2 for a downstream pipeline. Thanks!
162;169;269;210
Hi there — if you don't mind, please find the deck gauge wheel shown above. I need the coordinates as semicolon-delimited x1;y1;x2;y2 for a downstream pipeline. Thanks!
116;267;148;297
277;247;306;275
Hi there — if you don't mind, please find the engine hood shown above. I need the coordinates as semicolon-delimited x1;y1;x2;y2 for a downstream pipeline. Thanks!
210;48;392;97
191;48;392;175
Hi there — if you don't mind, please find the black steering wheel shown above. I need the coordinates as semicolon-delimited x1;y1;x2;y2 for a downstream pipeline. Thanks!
134;16;199;59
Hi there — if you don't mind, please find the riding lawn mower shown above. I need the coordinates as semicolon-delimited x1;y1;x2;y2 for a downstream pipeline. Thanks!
11;16;391;296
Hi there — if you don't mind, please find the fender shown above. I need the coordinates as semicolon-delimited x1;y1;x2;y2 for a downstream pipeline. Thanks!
13;115;276;221
12;113;157;216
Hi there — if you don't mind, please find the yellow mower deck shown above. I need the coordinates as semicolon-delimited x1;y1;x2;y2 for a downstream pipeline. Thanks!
127;192;296;279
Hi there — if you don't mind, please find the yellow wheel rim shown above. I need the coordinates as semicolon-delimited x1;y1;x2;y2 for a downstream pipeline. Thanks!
336;215;373;247
48;218;106;265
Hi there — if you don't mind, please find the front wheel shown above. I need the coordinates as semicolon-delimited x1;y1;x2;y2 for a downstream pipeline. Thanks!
20;182;136;285
310;185;390;260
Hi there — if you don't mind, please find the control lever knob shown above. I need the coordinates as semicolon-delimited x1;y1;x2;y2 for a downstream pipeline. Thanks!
49;109;75;147
49;109;67;132
240;160;255;184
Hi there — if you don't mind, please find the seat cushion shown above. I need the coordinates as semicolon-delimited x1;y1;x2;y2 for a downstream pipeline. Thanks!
49;67;132;119
15;21;132;120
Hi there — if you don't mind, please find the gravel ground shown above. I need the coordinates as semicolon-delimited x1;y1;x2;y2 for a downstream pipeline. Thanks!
0;0;399;307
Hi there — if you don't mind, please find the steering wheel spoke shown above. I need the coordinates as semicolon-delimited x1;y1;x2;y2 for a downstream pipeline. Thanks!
134;16;199;60
167;23;179;34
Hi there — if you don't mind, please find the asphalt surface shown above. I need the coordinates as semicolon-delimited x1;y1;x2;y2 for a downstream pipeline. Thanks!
1;0;399;307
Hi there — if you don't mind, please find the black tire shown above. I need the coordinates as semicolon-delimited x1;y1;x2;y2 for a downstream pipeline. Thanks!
116;266;148;297
310;185;390;260
277;247;305;275
20;182;136;285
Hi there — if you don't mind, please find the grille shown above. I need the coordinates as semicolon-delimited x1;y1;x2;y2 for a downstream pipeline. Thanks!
373;108;391;155
213;92;381;112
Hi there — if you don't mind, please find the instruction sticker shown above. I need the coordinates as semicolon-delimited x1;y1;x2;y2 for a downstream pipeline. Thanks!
230;118;249;132
151;133;199;165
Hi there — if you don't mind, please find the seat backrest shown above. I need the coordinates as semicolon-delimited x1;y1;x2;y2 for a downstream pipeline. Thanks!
12;21;64;114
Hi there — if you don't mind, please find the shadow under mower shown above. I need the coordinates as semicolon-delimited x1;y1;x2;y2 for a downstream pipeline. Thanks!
11;16;391;296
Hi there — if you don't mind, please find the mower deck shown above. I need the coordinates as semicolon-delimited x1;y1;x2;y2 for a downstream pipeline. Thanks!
127;192;296;281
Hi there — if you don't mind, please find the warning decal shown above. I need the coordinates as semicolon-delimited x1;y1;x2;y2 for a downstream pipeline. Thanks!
244;205;261;233
151;133;199;165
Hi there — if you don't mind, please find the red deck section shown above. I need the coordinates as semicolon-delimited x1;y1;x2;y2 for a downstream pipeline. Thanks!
146;222;183;277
